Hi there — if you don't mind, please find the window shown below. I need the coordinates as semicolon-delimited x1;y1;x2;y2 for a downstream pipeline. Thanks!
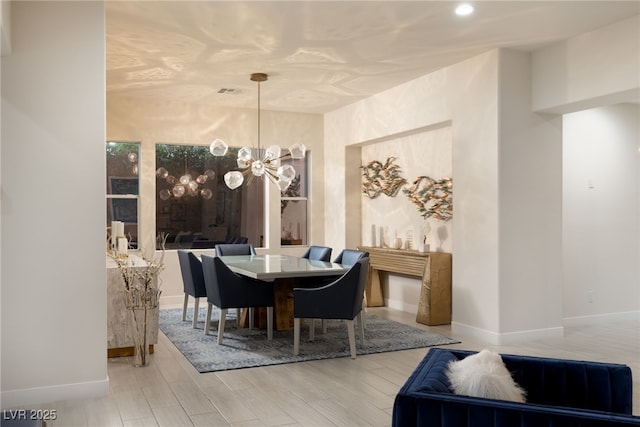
280;153;308;245
106;141;140;249
155;144;264;249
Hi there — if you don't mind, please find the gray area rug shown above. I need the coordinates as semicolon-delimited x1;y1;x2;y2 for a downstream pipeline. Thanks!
159;307;460;373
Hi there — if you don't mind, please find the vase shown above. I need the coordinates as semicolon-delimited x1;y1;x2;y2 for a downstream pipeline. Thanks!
124;288;160;367
129;306;150;367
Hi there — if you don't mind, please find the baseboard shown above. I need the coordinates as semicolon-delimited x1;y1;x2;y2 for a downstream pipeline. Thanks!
0;377;109;409
160;294;187;307
386;299;419;316
451;322;564;346
563;310;640;327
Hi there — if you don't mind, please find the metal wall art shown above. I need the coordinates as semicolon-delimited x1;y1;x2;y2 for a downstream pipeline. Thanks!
361;157;407;199
361;157;453;221
402;176;453;221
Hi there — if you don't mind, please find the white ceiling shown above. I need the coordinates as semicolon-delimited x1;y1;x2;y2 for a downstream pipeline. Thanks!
106;1;640;114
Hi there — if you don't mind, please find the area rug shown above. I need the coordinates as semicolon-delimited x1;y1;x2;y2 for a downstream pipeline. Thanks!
159;307;460;373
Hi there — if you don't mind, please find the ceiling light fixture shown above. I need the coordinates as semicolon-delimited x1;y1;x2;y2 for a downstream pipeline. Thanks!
209;73;306;191
455;3;474;16
155;152;215;200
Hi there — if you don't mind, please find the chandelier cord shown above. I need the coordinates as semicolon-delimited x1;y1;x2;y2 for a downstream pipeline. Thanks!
257;79;261;154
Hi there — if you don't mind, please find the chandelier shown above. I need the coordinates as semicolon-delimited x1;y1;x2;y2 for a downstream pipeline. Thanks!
209;73;306;191
156;151;215;200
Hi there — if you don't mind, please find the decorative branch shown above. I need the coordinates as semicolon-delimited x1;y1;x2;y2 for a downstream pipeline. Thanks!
108;233;168;308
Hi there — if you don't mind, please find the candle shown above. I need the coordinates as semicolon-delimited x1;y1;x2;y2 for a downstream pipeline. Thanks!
117;236;128;256
371;224;376;247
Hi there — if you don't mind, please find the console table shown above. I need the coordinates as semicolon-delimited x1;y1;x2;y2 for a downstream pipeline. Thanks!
106;255;159;357
357;246;452;325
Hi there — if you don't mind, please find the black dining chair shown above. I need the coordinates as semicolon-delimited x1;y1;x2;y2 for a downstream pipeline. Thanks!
333;249;369;266
293;258;370;359
301;245;332;262
215;243;256;256
177;250;207;329
201;254;274;344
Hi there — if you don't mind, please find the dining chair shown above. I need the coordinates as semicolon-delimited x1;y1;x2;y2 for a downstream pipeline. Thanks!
293;257;370;359
177;250;207;328
215;243;256;256
301;245;332;262
325;248;371;331
201;254;274;344
333;249;369;266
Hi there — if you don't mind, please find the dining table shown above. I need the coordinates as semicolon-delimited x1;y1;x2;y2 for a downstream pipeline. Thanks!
218;254;349;330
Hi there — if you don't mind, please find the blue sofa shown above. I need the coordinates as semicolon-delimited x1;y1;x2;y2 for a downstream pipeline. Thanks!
393;348;640;426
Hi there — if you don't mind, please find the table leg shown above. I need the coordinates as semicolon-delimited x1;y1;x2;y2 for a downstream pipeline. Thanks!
274;278;295;331
365;267;384;306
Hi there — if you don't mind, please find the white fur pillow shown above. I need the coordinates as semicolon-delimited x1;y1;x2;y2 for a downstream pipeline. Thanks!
446;349;526;402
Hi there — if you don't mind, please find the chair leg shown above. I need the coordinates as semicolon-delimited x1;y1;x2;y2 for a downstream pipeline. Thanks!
204;303;212;335
293;318;301;355
248;307;254;330
192;298;200;329
182;293;189;321
357;312;365;343
346;319;357;359
217;308;227;345
361;297;367;329
266;306;273;340
309;319;315;341
321;319;327;334
236;308;241;327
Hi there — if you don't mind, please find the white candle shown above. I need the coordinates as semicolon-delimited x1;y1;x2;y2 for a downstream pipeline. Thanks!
117;236;128;255
371;224;376;247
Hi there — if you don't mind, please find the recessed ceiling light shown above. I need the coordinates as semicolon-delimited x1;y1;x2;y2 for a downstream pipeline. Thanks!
455;3;474;16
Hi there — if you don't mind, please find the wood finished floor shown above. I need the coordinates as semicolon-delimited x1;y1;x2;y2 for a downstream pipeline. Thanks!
11;307;640;426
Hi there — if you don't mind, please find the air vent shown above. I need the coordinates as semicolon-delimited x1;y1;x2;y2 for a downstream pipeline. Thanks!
217;88;242;95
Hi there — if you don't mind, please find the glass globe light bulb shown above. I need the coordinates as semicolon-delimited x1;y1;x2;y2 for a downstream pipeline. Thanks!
159;189;171;200
209;138;228;156
179;174;192;185
224;171;244;190
172;184;185;198
288;143;307;159
156;167;168;179
265;145;281;167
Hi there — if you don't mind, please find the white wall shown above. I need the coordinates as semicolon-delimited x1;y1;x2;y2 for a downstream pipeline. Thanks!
1;2;107;406
325;14;640;342
563;103;640;320
360;126;453;252
532;15;640;114
325;50;504;337
107;95;324;305
498;50;564;339
359;125;454;313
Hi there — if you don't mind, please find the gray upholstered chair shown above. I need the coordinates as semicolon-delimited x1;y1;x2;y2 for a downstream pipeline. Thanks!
301;245;332;262
201;254;274;344
177;250;207;328
293;258;370;359
215;243;256;256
